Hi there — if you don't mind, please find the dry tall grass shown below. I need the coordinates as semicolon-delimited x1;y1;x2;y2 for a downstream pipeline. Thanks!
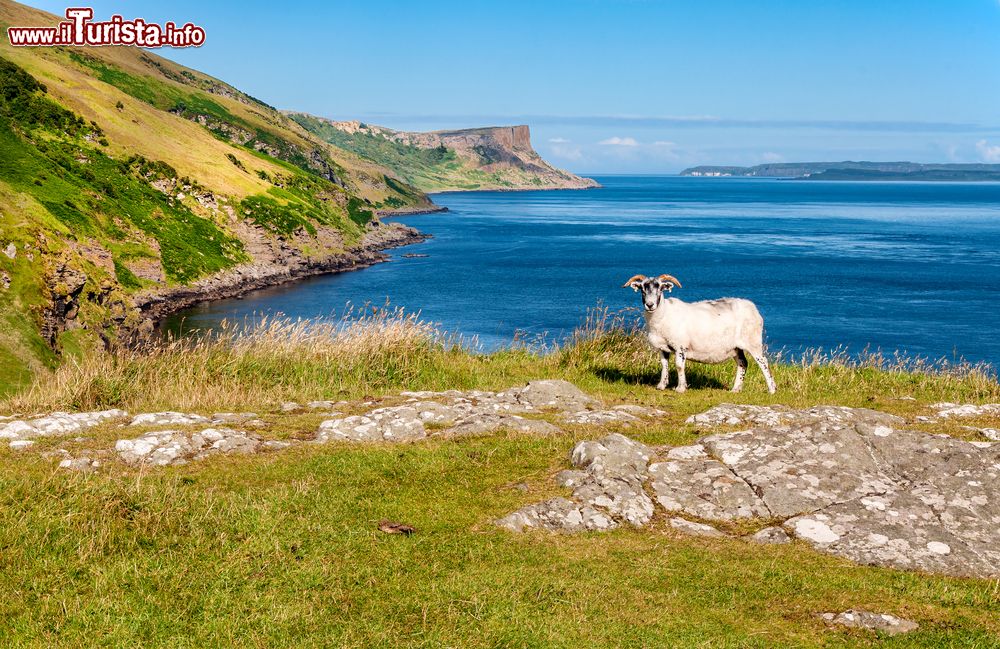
4;306;998;413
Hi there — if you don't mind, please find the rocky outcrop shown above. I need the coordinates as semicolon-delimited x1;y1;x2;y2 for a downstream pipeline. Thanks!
134;221;428;327
315;380;663;444
501;402;1000;579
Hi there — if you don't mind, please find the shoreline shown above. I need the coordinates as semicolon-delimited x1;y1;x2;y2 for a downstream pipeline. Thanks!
136;223;430;328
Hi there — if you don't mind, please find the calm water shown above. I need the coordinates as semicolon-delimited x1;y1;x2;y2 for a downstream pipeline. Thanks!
164;176;1000;366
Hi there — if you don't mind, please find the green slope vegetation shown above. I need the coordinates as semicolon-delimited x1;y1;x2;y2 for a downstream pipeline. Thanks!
0;0;433;393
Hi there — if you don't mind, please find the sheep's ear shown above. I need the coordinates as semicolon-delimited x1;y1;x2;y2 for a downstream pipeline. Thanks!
623;274;646;291
657;274;682;292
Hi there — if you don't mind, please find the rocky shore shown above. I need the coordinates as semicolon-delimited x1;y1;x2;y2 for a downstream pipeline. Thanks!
134;221;429;327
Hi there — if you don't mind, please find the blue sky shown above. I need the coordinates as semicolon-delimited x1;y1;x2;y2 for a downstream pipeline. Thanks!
26;0;1000;173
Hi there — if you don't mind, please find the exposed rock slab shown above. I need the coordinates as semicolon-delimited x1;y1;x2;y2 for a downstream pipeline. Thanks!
131;412;210;427
930;402;1000;418
649;454;769;521
496;433;654;532
0;410;127;440
116;427;270;466
317;380;611;443
821;610;918;636
500;403;1000;578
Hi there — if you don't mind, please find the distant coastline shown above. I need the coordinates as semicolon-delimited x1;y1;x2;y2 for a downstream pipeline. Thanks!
681;161;1000;182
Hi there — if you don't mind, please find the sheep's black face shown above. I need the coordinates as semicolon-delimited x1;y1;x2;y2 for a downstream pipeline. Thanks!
625;274;680;312
640;279;664;312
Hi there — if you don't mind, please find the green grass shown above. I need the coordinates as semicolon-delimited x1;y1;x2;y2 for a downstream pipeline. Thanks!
1;310;999;647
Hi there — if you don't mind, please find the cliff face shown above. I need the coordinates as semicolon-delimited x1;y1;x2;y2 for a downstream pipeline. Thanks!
290;116;599;193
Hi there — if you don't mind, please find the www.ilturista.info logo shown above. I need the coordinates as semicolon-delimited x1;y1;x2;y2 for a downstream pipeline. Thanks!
7;7;205;48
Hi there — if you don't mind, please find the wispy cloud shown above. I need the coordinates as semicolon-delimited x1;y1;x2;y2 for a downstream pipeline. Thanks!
548;137;571;143
975;139;1000;162
599;136;639;146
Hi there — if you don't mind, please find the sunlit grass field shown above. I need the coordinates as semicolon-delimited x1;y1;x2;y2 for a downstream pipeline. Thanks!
2;309;998;647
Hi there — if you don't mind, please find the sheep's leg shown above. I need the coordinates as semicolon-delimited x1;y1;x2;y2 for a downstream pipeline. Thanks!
656;350;671;390
732;349;748;392
674;349;687;393
750;351;777;394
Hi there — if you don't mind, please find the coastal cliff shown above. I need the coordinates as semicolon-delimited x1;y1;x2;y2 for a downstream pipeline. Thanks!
288;115;600;192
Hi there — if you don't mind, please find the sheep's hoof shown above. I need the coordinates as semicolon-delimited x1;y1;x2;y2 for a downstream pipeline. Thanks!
655;383;668;391
730;386;743;393
674;386;687;394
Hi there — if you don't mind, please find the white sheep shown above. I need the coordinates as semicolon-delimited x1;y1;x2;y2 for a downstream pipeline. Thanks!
623;274;777;393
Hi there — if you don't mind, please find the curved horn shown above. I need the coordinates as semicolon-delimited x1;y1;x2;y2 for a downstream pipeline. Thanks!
657;274;682;288
622;274;646;288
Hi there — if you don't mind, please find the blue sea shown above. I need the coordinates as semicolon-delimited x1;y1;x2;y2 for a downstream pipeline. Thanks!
163;176;1000;366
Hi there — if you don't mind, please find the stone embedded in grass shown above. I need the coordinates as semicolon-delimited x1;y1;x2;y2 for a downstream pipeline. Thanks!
930;402;1000;418
116;427;264;466
561;405;666;426
821;610;918;635
9;440;35;451
130;412;210;427
498;403;1000;579
497;433;654;532
750;526;791;544
0;409;128;440
211;412;260;424
668;517;727;538
58;456;101;472
502;380;597;412
315;382;599;444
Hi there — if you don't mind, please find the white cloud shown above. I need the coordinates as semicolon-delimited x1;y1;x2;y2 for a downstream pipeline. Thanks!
975;139;1000;163
548;141;583;161
760;151;785;163
598;136;639;147
652;140;677;147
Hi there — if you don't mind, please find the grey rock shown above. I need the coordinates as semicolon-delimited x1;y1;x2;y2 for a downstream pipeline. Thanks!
669;517;726;537
686;404;789;428
503;379;596;411
211;412;259;424
931;403;1000;418
279;402;301;413
555;469;588;488
500;402;1000;578
58;456;100;472
315;384;580;443
9;439;35;451
116;427;263;466
699;408;903;518
0;409;128;440
570;433;652;478
649;457;769;521
130;412;210;427
3;243;15;259
495;498;616;533
821;610;918;635
750;526;791;544
561;409;640;425
500;433;654;532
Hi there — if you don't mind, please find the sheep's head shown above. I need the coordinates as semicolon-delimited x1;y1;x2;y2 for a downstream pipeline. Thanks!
623;274;682;312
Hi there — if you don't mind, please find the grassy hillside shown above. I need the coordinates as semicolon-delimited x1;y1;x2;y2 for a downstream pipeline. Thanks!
1;311;998;646
0;0;433;393
290;114;598;192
